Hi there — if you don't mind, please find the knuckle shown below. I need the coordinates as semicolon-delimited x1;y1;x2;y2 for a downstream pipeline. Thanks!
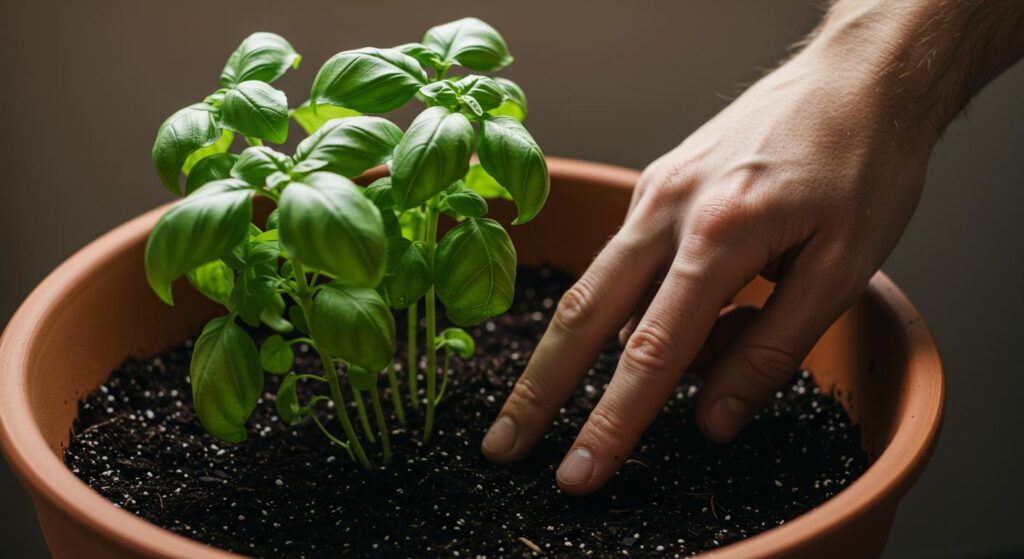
623;321;675;375
740;345;800;391
510;375;546;411
642;161;700;206
583;406;631;448
688;194;749;245
554;280;597;332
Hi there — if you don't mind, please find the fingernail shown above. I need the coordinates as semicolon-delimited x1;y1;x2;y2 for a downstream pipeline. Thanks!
482;416;518;454
556;447;595;486
707;396;753;442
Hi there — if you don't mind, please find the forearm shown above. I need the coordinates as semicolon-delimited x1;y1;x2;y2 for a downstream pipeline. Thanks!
797;0;1024;143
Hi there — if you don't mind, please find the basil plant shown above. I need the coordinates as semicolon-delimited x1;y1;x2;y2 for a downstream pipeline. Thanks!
145;18;549;469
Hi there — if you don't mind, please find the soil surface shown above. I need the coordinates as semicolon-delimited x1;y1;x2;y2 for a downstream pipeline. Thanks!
66;267;869;558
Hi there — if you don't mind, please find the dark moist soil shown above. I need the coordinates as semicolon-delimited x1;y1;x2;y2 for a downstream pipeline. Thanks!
65;266;869;558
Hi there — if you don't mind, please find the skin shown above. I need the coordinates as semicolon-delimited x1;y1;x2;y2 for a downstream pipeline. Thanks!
482;0;1024;495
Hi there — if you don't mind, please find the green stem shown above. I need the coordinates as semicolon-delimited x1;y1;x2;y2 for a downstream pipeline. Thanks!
310;413;355;462
423;201;441;442
293;260;372;470
318;350;371;470
385;361;406;425
353;388;376;443
369;386;392;464
406;302;419;411
245;136;264;146
436;347;451;405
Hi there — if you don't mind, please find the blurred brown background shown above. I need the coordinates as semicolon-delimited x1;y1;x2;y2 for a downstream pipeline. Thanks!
1;1;1022;557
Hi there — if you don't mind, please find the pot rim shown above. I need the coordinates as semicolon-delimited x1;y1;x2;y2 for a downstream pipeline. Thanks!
0;157;944;559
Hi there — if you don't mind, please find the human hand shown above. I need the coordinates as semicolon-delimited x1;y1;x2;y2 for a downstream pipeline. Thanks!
481;42;936;495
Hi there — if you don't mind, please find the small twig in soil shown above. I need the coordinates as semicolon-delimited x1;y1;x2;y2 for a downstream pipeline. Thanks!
517;536;544;555
625;458;649;468
78;412;128;435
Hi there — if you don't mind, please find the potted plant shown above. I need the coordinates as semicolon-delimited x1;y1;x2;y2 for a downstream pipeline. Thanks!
0;17;944;559
145;18;546;469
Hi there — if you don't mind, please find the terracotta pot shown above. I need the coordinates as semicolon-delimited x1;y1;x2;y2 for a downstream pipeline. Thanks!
0;157;943;559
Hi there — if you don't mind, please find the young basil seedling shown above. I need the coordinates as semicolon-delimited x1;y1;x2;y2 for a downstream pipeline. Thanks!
145;17;549;467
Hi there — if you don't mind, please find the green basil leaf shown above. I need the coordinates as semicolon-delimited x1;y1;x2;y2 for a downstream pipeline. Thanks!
461;96;483;117
291;100;361;135
309;282;396;370
442;187;488;218
190;316;263;442
222;223;272;271
267;171;291;190
364;177;395;211
391;107;474;210
294;116;403;178
152;103;221;195
247;233;282;266
488;77;527;121
221;32;301;87
380;237;431;309
435;218;516;326
310;47;427;113
455;76;506;111
260;334;294;374
290;159;328;175
279;260;293;278
266;208;280;231
395;42;444;70
183;129;234;176
418;81;461;109
260;293;293;333
231;146;292;185
145;179;254;305
399;210;423;240
438;327;475;358
382;210;402;239
186;259;235;306
220;81;289;144
423;17;512;72
477;116;549;224
489;100;526;122
255;228;280;243
203;88;229;108
230;259;278;327
278;172;386;287
288;304;310;335
185;153;237;195
464;163;512;200
276;373;303;424
347;365;379;391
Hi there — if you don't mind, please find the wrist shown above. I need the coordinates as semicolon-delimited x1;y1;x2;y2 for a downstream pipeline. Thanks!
769;47;938;158
797;9;947;150
796;0;1024;148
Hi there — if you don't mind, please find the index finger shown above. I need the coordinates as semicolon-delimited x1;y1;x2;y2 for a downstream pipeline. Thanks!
556;236;762;495
481;227;672;463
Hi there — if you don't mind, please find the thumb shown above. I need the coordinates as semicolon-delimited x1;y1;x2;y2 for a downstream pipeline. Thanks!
695;246;861;443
